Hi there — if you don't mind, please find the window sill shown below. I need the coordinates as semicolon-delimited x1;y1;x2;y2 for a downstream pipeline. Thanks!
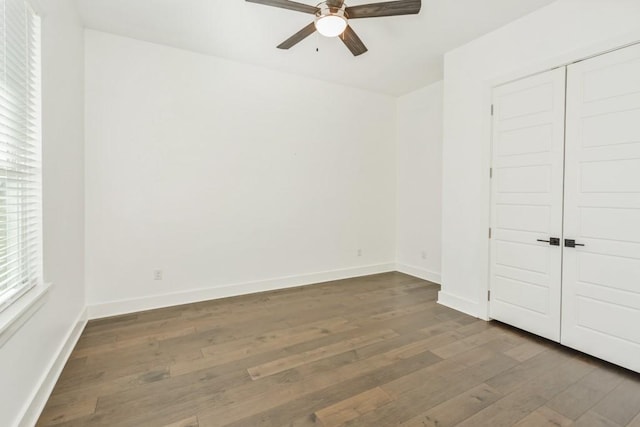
0;282;51;348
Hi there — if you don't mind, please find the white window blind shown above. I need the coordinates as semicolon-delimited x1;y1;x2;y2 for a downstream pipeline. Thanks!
0;0;42;313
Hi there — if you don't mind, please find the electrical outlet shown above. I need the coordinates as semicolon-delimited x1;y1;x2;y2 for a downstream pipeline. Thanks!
421;251;427;260
153;270;163;280
357;249;362;257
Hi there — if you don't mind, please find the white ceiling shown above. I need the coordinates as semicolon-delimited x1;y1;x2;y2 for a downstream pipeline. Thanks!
75;0;556;96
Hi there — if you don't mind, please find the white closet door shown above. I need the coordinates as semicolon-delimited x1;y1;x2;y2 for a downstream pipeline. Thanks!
489;68;566;342
563;44;640;372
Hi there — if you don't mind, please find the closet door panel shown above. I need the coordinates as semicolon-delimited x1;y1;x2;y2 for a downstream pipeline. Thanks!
563;43;640;373
489;68;566;342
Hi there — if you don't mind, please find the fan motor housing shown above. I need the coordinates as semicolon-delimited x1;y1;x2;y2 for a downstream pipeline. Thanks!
317;2;349;18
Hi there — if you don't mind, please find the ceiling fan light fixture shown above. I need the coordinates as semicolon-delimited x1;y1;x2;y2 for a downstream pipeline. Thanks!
315;8;347;38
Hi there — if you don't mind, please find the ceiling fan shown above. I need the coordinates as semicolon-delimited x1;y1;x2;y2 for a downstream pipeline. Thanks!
246;0;421;56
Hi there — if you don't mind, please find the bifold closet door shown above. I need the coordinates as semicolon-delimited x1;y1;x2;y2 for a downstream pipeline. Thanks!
562;43;640;372
489;68;566;342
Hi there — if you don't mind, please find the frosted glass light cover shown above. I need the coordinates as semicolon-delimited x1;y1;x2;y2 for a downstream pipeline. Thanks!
315;15;347;37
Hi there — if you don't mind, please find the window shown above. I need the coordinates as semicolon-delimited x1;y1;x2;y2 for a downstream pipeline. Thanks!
0;0;42;313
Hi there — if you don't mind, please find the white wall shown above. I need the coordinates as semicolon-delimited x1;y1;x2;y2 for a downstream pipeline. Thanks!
0;1;86;426
396;81;443;283
440;0;640;318
85;31;397;317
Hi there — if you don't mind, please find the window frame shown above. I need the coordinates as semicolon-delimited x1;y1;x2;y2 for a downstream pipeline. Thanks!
0;0;47;346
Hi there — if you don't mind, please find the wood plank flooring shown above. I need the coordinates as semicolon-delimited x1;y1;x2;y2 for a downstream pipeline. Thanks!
37;272;640;427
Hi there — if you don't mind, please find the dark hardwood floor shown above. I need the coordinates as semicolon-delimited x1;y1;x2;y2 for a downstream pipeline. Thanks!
37;272;640;426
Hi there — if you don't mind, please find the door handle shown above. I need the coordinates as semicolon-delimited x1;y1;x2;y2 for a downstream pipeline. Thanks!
565;239;585;248
537;237;560;246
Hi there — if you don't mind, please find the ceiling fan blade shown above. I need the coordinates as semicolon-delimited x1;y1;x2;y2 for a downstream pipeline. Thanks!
340;26;368;56
245;0;319;15
277;22;317;49
346;0;421;19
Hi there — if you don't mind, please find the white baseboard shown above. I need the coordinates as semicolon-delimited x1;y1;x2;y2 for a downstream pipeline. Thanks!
395;263;441;284
18;307;88;427
437;291;487;320
88;263;396;319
